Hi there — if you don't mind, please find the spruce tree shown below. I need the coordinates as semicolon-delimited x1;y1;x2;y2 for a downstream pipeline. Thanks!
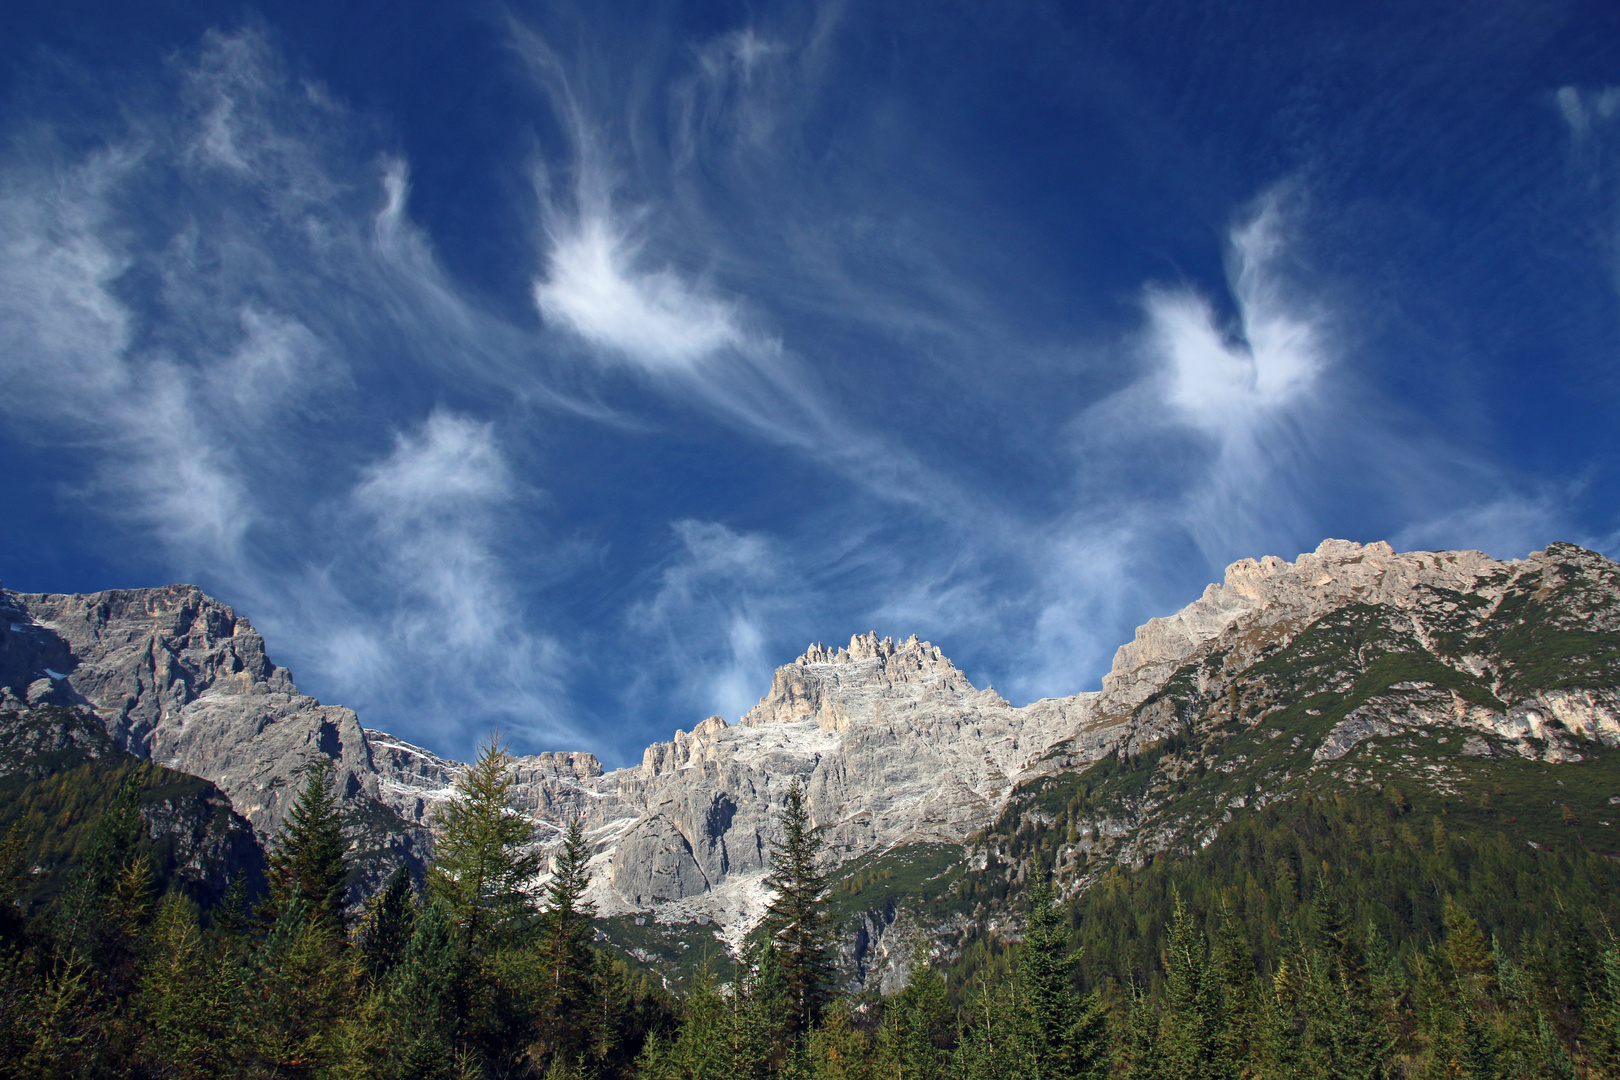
876;943;952;1080
1306;886;1392;1080
636;970;745;1080
387;899;466;1078
1116;981;1163;1080
1158;894;1217;1080
1442;898;1496;1002
956;972;1020;1080
266;757;351;929
1211;902;1258;1079
762;777;832;1034
429;734;543;953
56;769;146;960
538;817;598;1067
243;889;356;1075
359;864;418;984
1256;955;1315;1080
1534;1009;1577;1080
746;936;796;1073
812;1000;876;1080
1017;881;1108;1080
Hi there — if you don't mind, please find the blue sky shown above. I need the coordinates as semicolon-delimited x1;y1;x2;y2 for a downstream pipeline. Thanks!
2;0;1618;767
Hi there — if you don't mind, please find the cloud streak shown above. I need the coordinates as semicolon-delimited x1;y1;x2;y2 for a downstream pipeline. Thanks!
0;29;582;757
625;520;804;724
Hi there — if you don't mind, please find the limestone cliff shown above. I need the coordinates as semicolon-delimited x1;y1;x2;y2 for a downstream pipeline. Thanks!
0;585;426;893
366;630;1102;940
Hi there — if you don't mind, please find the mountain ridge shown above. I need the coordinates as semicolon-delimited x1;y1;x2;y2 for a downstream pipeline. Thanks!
4;537;1619;968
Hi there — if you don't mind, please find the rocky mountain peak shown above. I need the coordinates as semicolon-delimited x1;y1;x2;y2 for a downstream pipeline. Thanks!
1098;539;1532;711
0;584;384;840
797;631;944;666
742;632;975;729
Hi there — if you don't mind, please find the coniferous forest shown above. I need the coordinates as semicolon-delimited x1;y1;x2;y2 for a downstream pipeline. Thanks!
5;735;1620;1080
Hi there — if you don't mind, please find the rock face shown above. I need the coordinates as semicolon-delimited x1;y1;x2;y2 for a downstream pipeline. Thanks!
367;631;1107;937
1100;541;1518;712
986;539;1620;897
0;585;425;894
1050;539;1620;761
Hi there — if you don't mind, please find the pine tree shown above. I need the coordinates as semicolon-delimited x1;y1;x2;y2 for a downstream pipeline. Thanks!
1306;886;1392;1080
1116;981;1163;1080
429;734;543;953
137;892;249;1077
956;972;1021;1080
812;999;876;1080
1211;902;1258;1079
1016;880;1108;1080
1158;894;1218;1080
762;777;832;1034
266;757;351;929
876;943;952;1080
359;864;418;984
242;889;356;1076
537;816;598;1068
56;769;146;961
1442;898;1496;1002
387;900;465;1078
637;970;749;1080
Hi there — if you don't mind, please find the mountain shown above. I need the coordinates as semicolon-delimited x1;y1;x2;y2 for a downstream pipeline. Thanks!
0;585;426;899
3;538;1618;986
366;630;1099;948
1006;536;1620;879
846;539;1620;988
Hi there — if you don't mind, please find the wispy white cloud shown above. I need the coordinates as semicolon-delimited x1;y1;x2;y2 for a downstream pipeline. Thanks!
327;410;574;746
355;411;519;648
0;28;583;758
535;212;754;372
1557;85;1620;142
1149;200;1322;441
527;135;830;451
626;520;802;723
0;144;255;567
513;14;967;510
1007;188;1574;701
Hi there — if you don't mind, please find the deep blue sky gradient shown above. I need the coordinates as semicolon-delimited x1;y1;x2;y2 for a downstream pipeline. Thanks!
2;0;1617;765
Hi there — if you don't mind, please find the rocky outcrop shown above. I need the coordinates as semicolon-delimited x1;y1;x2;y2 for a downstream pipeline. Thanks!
0;586;426;893
987;541;1620;901
0;586;386;836
359;630;1107;930
1098;540;1524;711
